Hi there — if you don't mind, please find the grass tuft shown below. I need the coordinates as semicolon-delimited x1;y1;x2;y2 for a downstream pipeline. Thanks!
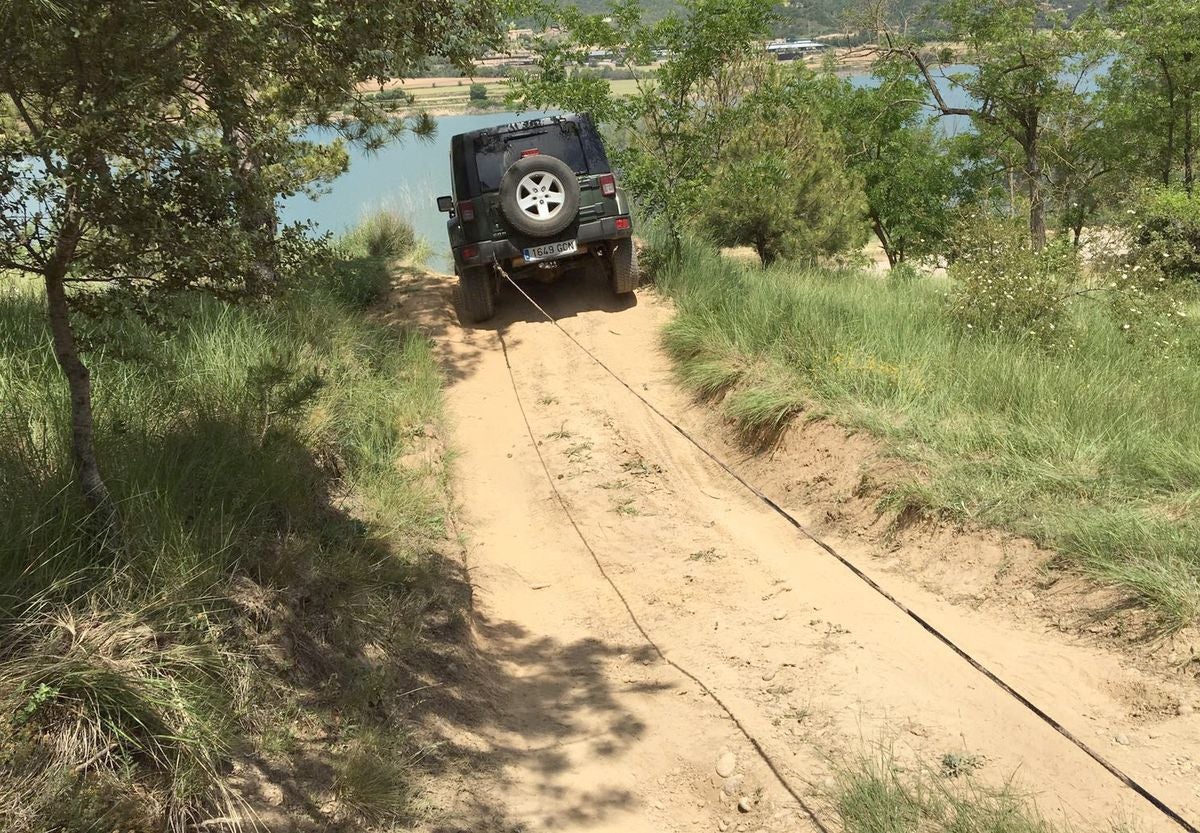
830;746;1064;833
341;209;417;260
334;728;418;823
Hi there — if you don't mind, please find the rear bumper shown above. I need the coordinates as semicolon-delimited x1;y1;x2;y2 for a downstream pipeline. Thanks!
453;215;632;270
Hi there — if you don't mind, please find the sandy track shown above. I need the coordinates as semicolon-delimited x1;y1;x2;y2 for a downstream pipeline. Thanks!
398;269;1199;833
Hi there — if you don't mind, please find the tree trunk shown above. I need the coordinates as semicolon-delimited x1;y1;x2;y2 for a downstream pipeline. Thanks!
754;231;773;267
1159;58;1177;187
1184;91;1195;195
870;211;898;268
44;258;118;538
1023;124;1046;251
216;99;278;292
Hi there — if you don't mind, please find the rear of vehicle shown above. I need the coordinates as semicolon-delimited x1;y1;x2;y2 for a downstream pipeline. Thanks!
437;114;637;322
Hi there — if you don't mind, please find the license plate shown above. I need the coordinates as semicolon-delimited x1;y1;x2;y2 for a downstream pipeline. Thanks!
523;239;578;263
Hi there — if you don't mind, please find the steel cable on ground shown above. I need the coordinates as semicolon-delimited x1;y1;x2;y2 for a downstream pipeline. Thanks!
495;326;833;832
493;265;1200;833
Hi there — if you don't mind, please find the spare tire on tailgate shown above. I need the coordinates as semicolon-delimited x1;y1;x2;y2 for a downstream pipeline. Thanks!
499;154;580;238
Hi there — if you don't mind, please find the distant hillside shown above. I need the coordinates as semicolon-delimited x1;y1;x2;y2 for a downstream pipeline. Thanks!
525;0;1099;38
520;0;866;35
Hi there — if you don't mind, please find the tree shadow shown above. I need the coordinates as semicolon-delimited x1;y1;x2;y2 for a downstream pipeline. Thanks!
473;266;640;330
235;533;671;830
379;264;639;390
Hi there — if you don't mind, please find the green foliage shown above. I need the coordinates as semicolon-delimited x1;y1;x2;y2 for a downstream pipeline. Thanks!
1130;187;1200;283
512;0;777;246
469;81;489;100
0;260;448;827
653;227;1200;629
0;0;502;521
870;0;1111;249
947;212;1079;342
830;745;1068;833
341;210;418;260
1102;0;1200;190
697;68;867;265
816;69;956;266
327;211;422;308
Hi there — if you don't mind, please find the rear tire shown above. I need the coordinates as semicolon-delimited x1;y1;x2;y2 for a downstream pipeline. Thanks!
459;265;496;322
609;240;639;295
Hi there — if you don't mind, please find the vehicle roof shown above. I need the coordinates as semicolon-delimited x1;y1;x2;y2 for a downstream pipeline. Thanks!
449;113;589;144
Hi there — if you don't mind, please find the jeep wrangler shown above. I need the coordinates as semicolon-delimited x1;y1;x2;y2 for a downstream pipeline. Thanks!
436;113;638;322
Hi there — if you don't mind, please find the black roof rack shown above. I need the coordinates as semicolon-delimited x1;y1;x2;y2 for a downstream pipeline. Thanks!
451;113;580;144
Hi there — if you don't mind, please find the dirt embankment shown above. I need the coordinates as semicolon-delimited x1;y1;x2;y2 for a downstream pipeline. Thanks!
389;269;1198;833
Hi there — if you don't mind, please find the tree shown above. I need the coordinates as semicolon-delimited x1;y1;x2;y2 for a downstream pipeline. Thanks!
1104;0;1200;193
697;70;868;266
814;69;955;266
0;0;501;534
866;0;1108;249
511;0;777;251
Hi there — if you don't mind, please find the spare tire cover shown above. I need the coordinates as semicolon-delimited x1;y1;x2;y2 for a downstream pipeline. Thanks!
498;154;581;238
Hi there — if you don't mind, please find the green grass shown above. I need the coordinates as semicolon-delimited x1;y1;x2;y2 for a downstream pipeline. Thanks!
828;745;1121;833
653;231;1200;630
0;214;448;829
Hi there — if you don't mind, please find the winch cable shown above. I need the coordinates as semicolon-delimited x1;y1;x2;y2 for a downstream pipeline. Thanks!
491;262;1199;833
496;327;832;832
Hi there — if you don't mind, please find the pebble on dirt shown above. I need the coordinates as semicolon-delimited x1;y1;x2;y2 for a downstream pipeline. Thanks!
716;751;737;778
737;797;753;813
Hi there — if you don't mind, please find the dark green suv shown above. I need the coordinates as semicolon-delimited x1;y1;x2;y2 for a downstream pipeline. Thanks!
436;113;638;322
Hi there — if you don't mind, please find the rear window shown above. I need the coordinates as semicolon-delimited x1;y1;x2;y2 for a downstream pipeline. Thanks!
474;123;588;193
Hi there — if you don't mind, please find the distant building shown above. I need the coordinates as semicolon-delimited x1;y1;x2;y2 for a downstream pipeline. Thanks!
766;39;827;61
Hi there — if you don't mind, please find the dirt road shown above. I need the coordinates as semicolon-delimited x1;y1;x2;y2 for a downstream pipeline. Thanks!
398;269;1200;833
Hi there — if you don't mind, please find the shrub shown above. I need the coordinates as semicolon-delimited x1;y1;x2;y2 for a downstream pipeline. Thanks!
696;98;868;266
0;601;240;830
328;211;419;307
1128;187;1200;283
468;82;488;101
327;258;392;308
947;211;1078;342
888;261;922;283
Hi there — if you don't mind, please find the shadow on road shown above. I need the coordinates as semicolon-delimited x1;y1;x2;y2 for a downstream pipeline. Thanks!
381;264;640;390
475;266;639;330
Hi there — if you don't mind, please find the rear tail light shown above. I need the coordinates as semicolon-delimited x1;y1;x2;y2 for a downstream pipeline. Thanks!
461;245;478;260
521;148;541;157
599;173;616;197
615;217;631;231
460;200;476;222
